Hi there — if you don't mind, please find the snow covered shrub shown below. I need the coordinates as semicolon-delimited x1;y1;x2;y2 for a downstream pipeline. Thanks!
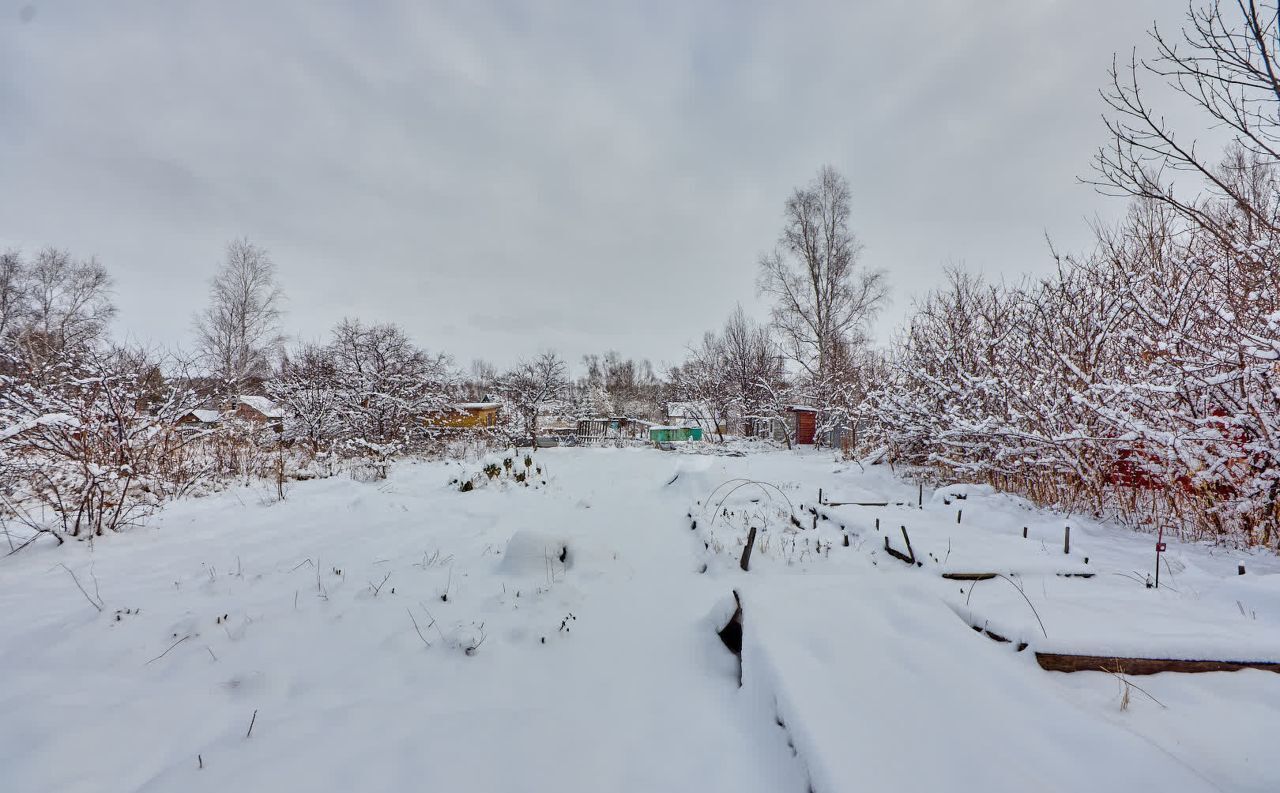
865;199;1280;547
858;4;1280;549
452;449;551;492
0;346;197;546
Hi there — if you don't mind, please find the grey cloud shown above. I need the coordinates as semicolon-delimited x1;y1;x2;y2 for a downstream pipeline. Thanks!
0;0;1191;369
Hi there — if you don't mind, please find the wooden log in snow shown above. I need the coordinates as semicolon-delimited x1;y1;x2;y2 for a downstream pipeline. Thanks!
942;571;1095;581
740;526;757;572
883;536;914;565
1035;653;1280;675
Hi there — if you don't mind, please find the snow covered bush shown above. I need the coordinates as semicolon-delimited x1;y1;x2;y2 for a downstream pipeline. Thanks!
0;346;197;547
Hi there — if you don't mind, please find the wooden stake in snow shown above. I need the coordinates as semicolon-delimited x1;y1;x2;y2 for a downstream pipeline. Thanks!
956;509;962;524
918;482;923;507
1239;564;1246;576
1022;526;1028;539
1063;526;1070;555
1154;525;1166;589
740;527;757;572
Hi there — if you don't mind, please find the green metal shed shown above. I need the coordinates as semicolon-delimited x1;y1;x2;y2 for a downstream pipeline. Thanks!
650;426;703;443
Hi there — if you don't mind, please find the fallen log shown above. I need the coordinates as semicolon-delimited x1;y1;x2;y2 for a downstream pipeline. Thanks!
1035;653;1280;675
941;572;1095;581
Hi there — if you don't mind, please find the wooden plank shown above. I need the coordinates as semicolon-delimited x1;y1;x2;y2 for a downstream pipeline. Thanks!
1035;653;1280;675
882;536;914;565
825;501;902;507
941;572;1094;581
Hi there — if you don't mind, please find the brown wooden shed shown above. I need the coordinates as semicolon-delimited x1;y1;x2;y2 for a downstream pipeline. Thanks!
786;405;818;445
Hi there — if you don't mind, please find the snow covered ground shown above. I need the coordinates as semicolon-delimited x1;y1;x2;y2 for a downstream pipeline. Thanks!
2;447;1278;792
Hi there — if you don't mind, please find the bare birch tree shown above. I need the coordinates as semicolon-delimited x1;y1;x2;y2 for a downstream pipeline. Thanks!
757;166;886;381
194;239;285;398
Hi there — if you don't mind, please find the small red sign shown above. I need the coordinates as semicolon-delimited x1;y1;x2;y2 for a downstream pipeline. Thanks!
1156;542;1167;552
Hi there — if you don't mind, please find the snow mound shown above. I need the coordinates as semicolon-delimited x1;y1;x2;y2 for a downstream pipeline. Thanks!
930;482;997;504
497;530;573;576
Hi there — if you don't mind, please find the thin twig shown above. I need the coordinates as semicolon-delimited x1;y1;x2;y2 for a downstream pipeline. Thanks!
407;608;432;647
1104;665;1168;708
58;563;103;612
995;574;1049;638
246;709;258;738
146;634;191;664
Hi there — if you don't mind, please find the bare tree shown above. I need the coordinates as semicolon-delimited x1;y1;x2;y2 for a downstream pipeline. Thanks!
499;351;569;448
1091;1;1280;241
268;342;342;455
758;166;886;379
580;350;661;419
719;306;787;437
463;359;499;402
668;332;731;442
328;319;455;458
0;250;28;342
17;248;116;363
194;239;285;398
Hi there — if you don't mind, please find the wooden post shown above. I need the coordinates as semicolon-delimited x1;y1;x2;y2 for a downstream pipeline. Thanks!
1154;524;1164;589
1063;525;1070;555
740;527;757;572
918;482;923;507
1239;564;1246;576
956;509;962;524
1022;526;1028;539
843;533;850;547
818;488;823;505
900;526;915;564
875;517;880;531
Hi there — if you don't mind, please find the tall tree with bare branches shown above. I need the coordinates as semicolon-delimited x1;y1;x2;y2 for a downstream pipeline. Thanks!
758;166;885;378
194;239;286;398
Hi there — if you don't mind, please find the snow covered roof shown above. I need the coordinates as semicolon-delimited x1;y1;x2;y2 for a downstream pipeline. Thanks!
182;409;222;424
238;395;284;418
0;413;80;441
453;402;502;411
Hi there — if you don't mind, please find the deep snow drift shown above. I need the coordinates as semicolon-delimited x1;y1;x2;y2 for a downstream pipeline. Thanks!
1;447;1277;792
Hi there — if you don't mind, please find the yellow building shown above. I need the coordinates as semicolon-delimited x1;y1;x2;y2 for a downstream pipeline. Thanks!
429;402;502;429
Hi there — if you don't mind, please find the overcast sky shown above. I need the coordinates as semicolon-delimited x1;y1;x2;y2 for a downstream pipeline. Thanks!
1;1;1192;371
